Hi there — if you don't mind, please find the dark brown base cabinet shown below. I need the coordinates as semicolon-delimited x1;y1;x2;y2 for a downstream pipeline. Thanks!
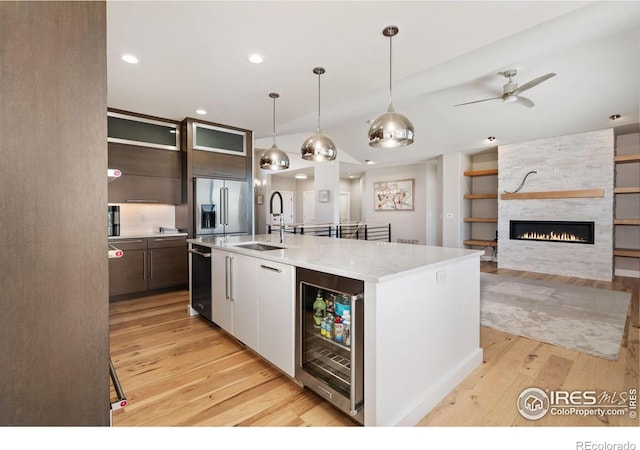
109;237;188;301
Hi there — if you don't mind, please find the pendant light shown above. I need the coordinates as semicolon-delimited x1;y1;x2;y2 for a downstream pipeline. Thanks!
368;25;414;148
260;92;290;170
301;67;337;161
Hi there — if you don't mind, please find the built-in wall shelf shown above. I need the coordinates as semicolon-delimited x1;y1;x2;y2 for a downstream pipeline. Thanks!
464;193;498;199
614;218;640;225
613;248;640;258
614;187;640;194
500;189;605;200
463;169;498;177
613;138;639;266
463;217;498;223
614;154;640;163
463;154;498;250
463;239;497;247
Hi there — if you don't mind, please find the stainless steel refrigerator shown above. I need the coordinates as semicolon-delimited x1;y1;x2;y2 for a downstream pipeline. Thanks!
194;177;249;237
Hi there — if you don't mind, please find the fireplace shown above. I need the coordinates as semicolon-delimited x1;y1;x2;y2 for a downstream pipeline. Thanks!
509;220;594;244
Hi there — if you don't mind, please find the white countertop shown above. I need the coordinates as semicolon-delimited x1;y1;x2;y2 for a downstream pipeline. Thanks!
188;234;482;283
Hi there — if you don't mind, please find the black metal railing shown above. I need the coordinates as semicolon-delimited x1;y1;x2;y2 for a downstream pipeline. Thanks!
268;222;391;242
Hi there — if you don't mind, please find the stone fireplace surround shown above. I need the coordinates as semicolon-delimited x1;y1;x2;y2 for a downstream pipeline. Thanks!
497;129;614;281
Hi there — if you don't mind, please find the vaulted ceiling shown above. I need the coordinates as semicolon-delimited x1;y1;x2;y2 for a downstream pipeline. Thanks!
107;1;640;172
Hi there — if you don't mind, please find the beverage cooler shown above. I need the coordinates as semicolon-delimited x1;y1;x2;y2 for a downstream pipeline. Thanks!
295;267;364;424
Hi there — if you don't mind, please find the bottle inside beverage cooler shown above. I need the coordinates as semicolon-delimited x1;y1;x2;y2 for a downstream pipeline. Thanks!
334;316;344;344
324;313;334;339
312;290;326;328
342;311;351;346
335;294;351;317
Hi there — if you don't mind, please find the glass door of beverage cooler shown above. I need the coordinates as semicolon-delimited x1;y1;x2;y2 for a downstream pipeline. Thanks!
295;267;364;424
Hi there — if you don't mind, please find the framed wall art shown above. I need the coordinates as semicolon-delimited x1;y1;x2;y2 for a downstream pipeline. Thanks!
374;178;414;211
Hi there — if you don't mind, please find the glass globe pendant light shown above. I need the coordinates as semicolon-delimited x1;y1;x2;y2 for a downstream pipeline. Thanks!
368;25;415;148
301;67;337;161
260;92;290;170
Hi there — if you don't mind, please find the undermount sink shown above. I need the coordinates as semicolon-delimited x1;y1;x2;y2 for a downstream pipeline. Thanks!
230;242;286;251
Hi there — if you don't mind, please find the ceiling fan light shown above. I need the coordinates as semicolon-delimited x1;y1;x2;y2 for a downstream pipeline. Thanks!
301;133;337;161
368;110;414;148
260;144;290;170
503;95;518;104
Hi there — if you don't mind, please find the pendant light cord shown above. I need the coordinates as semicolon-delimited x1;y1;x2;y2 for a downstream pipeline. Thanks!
316;71;321;133
388;30;393;110
272;96;276;146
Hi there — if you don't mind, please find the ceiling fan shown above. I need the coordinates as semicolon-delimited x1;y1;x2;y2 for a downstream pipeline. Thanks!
454;69;556;108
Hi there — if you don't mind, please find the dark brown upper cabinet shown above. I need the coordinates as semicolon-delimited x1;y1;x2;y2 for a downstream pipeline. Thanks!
108;109;182;204
184;118;252;180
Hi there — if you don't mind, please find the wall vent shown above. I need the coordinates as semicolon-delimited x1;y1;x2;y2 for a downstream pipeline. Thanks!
396;239;419;245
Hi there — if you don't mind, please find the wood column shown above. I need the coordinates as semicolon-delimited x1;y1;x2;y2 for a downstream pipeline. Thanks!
0;1;109;425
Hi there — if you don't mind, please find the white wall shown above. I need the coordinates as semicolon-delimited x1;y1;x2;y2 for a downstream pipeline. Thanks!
362;162;428;244
441;152;472;248
425;162;441;246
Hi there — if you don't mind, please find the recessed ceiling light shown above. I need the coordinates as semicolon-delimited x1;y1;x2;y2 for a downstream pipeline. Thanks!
487;136;496;142
609;114;621;121
365;159;376;165
121;54;139;64
295;173;308;180
196;109;207;115
248;54;264;64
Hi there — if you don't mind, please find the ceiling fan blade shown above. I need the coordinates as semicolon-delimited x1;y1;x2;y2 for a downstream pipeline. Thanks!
516;96;535;108
512;73;556;96
454;96;502;107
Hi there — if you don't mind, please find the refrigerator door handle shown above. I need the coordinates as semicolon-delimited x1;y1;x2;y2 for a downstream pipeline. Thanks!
224;188;229;225
219;187;225;227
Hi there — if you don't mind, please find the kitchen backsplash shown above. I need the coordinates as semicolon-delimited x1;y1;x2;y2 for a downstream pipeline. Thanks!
110;203;176;235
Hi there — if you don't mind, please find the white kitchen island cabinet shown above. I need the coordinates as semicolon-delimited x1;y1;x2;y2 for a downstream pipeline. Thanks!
211;250;258;350
256;260;295;377
188;234;483;427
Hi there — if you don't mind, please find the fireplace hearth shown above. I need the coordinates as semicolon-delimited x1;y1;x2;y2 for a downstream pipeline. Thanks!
509;220;594;244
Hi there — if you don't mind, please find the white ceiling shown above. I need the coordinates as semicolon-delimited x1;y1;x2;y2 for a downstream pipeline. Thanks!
107;1;640;175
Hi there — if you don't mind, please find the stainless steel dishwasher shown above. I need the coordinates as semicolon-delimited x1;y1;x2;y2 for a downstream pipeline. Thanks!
189;244;213;321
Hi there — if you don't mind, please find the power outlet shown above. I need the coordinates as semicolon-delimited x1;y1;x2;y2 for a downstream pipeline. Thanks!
436;270;447;285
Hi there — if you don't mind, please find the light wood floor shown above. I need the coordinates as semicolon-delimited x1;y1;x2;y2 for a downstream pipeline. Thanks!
110;262;639;427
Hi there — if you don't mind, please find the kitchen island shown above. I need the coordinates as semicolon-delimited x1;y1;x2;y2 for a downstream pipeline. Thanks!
187;233;483;426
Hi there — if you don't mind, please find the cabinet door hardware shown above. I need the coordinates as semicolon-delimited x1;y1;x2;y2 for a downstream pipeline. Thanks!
126;199;159;203
260;264;282;273
188;248;211;257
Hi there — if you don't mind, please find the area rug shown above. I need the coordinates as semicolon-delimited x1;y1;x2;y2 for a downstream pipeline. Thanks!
480;273;631;361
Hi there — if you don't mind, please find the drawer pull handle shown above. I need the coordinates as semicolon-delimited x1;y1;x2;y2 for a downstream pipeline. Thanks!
260;264;282;273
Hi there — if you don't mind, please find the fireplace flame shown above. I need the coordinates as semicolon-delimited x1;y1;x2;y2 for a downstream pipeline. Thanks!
517;231;587;242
